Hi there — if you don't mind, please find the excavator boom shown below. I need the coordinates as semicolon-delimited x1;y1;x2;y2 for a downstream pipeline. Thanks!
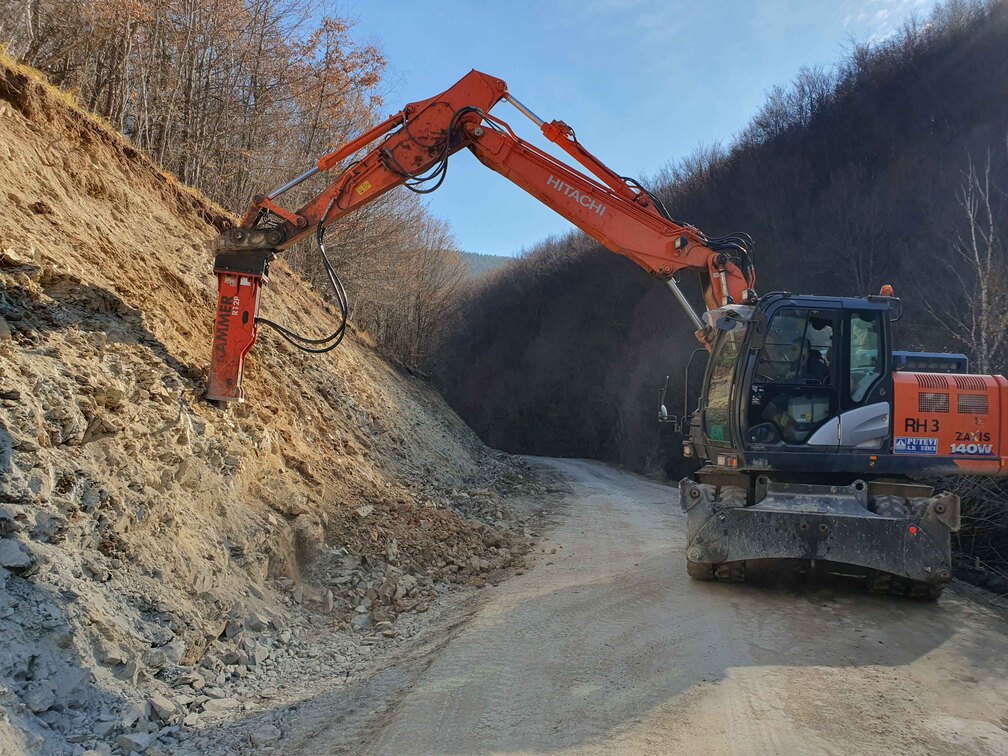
207;70;755;401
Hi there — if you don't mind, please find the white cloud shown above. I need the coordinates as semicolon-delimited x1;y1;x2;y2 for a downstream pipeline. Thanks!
842;0;934;39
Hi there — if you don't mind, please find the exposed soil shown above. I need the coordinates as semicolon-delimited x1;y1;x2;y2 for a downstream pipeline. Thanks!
0;57;542;755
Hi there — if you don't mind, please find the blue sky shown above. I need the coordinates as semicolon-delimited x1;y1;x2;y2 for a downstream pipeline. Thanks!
346;0;937;256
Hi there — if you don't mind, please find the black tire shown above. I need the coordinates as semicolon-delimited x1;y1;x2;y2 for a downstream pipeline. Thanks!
907;497;931;518
866;571;944;601
908;581;945;601
686;558;714;580
714;561;746;582
718;485;748;509
866;571;892;595
870;494;907;517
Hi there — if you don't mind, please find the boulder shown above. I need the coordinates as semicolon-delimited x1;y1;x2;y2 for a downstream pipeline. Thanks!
0;539;33;572
117;732;152;753
162;637;187;665
249;723;281;747
0;505;17;536
248;644;269;666
120;700;149;727
23;680;56;713
143;649;168;670
224;617;243;639
148;693;177;722
350;613;373;632
201;697;239;714
26;467;51;502
97;639;128;666
245;611;269;632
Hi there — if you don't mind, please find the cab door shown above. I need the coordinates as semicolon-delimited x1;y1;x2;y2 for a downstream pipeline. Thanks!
835;308;891;448
699;322;748;449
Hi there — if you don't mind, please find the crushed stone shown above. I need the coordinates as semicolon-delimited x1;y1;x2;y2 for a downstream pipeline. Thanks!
0;57;546;754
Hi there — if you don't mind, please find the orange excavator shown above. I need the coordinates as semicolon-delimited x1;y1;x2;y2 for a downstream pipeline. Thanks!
207;70;1008;599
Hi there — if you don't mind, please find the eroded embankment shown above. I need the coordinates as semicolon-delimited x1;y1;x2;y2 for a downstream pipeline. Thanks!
0;57;538;755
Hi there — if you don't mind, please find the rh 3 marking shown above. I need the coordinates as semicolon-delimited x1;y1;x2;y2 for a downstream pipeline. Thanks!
546;175;606;216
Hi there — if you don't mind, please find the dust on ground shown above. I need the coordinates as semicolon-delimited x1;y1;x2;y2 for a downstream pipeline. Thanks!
288;459;1008;756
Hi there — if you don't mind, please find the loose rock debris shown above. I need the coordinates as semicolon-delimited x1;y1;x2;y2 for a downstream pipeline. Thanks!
0;58;546;754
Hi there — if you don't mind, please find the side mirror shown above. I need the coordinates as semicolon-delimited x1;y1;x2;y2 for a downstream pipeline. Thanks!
890;298;903;322
658;376;675;424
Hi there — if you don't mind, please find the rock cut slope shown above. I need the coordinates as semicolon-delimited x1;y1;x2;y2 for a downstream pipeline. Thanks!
0;56;533;754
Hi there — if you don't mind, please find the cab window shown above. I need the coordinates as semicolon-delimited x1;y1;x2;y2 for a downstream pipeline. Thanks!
849;312;883;403
754;309;834;384
748;308;838;445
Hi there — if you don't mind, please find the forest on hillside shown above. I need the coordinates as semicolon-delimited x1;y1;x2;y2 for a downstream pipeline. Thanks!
436;0;1008;467
462;252;513;278
0;0;467;369
433;0;1008;579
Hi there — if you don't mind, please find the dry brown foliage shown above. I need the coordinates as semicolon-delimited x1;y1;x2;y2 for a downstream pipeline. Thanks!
0;0;462;367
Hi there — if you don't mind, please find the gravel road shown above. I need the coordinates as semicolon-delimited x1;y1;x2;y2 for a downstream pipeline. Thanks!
292;458;1008;755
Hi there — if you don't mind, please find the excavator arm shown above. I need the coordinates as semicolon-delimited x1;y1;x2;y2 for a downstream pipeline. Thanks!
207;69;756;401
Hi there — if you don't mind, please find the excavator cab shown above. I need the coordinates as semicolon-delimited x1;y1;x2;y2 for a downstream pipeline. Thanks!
677;292;1002;597
690;294;893;464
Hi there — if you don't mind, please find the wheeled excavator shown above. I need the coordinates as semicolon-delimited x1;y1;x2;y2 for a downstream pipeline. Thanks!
207;70;1008;599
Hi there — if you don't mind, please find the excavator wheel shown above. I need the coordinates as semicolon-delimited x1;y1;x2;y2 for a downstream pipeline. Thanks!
686;559;746;582
908;582;945;601
866;571;944;601
869;494;908;517
866;571;893;595
714;561;746;582
718;485;748;509
686;558;715;580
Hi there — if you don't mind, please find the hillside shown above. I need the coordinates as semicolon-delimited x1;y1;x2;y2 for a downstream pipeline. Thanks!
461;251;512;278
0;56;539;754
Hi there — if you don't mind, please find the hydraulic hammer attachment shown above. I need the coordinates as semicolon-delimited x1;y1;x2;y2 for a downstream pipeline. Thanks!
207;248;273;402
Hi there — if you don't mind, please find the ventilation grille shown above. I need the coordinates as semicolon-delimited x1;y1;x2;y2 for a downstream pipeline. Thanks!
919;392;950;414
916;374;950;389
958;394;989;415
954;375;987;391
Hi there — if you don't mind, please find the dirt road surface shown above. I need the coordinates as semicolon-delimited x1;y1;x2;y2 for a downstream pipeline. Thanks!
287;459;1008;755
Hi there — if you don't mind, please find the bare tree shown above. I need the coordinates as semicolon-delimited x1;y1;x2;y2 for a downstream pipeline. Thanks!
0;0;471;369
816;171;890;295
926;147;1008;372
